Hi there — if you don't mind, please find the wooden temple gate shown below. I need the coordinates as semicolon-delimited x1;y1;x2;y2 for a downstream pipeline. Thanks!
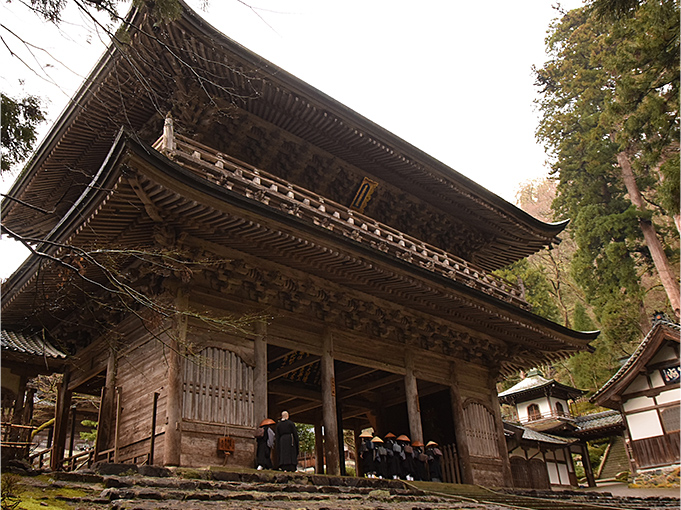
1;2;598;487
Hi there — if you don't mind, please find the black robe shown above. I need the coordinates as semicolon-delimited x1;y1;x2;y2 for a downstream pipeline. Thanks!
359;438;375;476
426;445;443;481
275;418;299;470
256;426;275;469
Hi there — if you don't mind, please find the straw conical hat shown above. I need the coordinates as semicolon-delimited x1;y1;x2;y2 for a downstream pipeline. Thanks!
371;436;384;443
396;435;410;442
259;418;275;427
384;432;396;439
426;441;438;447
411;441;424;447
359;431;373;438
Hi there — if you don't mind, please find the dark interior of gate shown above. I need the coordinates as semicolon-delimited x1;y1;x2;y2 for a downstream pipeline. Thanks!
266;345;455;446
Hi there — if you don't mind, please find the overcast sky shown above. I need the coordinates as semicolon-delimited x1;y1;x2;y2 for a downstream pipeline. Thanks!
0;0;584;279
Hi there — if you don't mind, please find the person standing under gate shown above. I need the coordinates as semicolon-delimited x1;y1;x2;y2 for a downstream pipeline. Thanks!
275;410;299;472
255;418;276;470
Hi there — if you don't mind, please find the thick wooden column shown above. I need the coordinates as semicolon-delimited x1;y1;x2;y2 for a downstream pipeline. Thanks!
314;421;325;474
50;368;72;471
165;291;187;466
449;360;474;484
254;321;268;424
321;329;340;475
404;349;423;443
96;344;118;456
488;366;513;486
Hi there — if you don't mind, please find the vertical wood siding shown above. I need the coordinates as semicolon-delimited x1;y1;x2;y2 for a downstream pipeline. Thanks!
462;401;500;458
182;347;255;427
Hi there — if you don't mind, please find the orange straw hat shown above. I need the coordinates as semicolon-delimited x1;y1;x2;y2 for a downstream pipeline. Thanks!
384;432;396;439
371;436;384;443
259;418;275;427
426;441;438;447
396;435;410;442
411;441;424;447
359;431;373;438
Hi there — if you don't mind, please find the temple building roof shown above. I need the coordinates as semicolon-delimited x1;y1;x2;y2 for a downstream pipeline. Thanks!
498;369;585;403
3;1;568;273
592;316;680;409
1;330;66;359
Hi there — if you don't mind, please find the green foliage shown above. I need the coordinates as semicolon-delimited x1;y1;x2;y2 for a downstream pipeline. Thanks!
1;473;24;510
494;259;560;322
1;93;45;173
534;0;679;383
296;423;315;456
79;419;98;443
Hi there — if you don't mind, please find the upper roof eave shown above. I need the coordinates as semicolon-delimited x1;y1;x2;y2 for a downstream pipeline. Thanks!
2;131;598;359
2;1;568;268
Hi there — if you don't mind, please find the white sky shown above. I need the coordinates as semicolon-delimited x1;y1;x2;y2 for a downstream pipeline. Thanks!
0;0;584;279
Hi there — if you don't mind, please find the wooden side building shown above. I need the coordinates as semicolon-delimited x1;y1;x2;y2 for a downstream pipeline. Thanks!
0;2;598;486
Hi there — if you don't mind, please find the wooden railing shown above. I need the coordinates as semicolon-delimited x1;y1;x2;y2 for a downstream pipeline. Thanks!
152;121;529;310
517;409;573;425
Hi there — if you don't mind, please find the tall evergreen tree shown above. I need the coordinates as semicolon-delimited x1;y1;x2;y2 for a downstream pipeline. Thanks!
534;1;680;347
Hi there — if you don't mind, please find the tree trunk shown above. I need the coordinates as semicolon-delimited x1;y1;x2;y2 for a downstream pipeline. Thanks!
617;151;680;318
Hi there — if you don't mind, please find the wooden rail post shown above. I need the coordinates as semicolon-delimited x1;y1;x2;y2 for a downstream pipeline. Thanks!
321;329;340;475
149;392;159;465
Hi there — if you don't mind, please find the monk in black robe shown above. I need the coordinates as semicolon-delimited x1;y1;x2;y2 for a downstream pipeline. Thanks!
275;411;299;471
255;418;275;469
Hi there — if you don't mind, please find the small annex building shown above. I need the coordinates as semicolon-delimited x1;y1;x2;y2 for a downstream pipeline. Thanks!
0;1;598;486
592;314;680;479
499;370;625;489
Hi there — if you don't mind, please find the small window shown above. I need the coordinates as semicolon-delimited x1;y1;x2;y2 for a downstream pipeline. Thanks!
528;403;541;421
555;402;565;416
661;405;680;433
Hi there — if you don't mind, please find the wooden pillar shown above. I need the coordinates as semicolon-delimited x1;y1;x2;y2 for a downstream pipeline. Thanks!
580;441;597;487
20;388;35;455
165;290;187;466
68;405;77;459
96;344;117;455
254;321;268;425
51;368;72;471
11;374;27;427
353;427;363;477
404;348;423;444
449;360;474;484
321;329;340;475
488;366;513;487
314;421;325;474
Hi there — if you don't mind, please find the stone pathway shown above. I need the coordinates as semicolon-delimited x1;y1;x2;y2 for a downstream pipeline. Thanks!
4;463;679;510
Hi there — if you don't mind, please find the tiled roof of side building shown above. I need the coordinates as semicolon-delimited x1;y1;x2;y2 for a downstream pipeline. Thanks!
592;317;680;404
1;330;67;359
574;410;623;432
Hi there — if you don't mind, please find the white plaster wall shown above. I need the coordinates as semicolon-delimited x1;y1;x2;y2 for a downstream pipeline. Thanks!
656;388;681;405
627;409;664;440
623;395;656;412
517;396;551;421
624;374;650;395
650;370;664;388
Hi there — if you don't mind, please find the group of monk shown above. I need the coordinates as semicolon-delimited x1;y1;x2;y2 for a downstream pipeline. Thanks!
358;432;443;482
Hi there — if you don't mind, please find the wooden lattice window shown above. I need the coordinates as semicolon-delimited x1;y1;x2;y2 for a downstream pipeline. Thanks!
527;403;541;422
182;347;255;426
462;401;500;458
660;405;680;433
